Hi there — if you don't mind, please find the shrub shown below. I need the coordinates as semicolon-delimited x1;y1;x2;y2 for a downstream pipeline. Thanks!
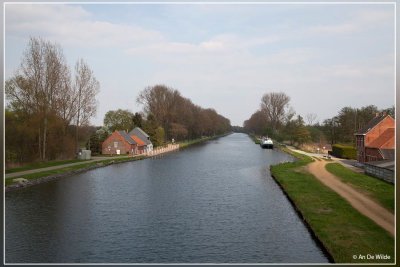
331;144;357;159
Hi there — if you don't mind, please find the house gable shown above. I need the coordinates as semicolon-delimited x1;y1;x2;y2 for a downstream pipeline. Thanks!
129;127;152;145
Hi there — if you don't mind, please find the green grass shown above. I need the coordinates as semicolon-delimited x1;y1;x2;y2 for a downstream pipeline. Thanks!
6;159;85;174
271;154;394;263
325;163;394;212
6;156;146;186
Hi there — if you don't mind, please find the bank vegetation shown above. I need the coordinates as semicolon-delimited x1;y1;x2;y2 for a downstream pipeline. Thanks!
270;152;394;263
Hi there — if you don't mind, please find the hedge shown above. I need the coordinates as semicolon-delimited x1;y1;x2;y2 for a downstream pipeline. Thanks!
331;144;357;159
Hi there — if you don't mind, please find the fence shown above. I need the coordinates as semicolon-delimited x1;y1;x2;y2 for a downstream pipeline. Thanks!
145;144;180;157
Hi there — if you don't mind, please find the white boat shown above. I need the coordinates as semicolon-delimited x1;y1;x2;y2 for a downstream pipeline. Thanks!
260;137;273;149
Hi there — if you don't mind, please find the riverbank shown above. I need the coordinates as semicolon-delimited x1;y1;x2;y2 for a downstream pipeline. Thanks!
270;149;394;263
5;134;229;192
179;132;232;149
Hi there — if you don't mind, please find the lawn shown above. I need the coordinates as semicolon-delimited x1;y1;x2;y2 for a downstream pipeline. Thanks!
270;155;394;263
325;163;394;212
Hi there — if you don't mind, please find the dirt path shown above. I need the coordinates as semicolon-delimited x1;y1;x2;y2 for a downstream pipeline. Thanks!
307;160;394;236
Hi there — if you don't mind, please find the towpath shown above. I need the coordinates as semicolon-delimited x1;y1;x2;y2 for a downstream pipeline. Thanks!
288;147;394;236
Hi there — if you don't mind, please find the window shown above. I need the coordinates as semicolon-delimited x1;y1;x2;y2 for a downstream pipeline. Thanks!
114;141;118;148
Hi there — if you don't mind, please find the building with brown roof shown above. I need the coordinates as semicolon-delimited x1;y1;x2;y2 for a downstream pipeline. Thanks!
102;127;153;155
129;127;153;153
355;114;395;163
102;130;138;155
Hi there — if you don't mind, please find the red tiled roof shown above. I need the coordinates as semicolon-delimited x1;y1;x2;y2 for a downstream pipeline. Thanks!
130;135;146;146
367;128;394;149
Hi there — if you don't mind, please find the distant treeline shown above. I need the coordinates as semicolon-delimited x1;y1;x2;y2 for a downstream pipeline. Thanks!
90;85;232;153
243;92;394;146
5;38;231;164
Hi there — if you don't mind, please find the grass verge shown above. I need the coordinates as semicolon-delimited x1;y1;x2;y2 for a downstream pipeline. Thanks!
6;159;84;174
5;156;146;187
325;163;394;212
248;134;260;144
270;153;394;263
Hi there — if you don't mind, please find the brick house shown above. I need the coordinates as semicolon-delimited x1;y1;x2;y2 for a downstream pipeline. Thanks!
102;130;138;155
130;134;146;154
129;127;153;153
355;114;395;163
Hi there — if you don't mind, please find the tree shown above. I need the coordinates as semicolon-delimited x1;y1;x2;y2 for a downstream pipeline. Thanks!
169;123;188;141
305;113;317;126
86;127;110;154
243;110;269;135
133;112;143;128
142;114;159;145
73;58;100;151
6;37;70;160
154;126;165;146
103;109;135;132
382;106;395;118
137;84;231;140
5;37;100;163
260;92;291;133
292;115;311;145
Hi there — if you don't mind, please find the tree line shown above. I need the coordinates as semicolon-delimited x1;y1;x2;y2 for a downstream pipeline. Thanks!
6;38;232;164
6;37;100;164
320;105;395;145
244;91;394;147
88;85;232;154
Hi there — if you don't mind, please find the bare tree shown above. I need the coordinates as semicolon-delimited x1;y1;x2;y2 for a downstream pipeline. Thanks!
6;37;69;160
6;38;100;161
305;113;317;125
260;92;291;133
137;84;231;139
73;58;100;151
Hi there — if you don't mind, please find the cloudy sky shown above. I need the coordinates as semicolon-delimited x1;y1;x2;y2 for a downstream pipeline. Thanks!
5;2;395;126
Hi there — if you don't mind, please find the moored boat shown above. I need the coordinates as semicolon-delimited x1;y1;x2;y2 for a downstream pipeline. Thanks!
260;137;273;149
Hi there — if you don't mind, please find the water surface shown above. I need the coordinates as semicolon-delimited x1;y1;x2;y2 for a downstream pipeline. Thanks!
6;133;328;263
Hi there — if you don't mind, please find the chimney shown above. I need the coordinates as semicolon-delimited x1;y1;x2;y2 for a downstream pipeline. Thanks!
375;112;380;117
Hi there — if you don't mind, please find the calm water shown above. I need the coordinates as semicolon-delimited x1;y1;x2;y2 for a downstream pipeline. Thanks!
5;133;328;263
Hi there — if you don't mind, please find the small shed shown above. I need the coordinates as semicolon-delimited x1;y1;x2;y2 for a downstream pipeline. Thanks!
364;160;394;184
78;149;91;160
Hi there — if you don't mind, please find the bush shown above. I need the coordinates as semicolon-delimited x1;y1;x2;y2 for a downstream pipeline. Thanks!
331;144;356;159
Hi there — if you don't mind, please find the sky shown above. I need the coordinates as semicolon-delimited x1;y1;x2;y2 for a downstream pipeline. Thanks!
5;2;395;126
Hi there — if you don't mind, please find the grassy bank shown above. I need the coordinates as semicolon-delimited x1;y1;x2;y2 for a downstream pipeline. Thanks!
325;163;394;212
6;134;230;189
179;133;231;149
6;159;84;174
5;156;146;187
270;154;394;263
247;134;260;144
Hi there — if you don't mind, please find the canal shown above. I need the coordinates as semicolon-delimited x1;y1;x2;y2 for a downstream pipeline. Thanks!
5;133;328;263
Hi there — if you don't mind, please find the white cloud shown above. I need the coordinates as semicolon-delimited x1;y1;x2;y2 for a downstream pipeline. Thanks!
5;4;394;126
6;4;163;47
